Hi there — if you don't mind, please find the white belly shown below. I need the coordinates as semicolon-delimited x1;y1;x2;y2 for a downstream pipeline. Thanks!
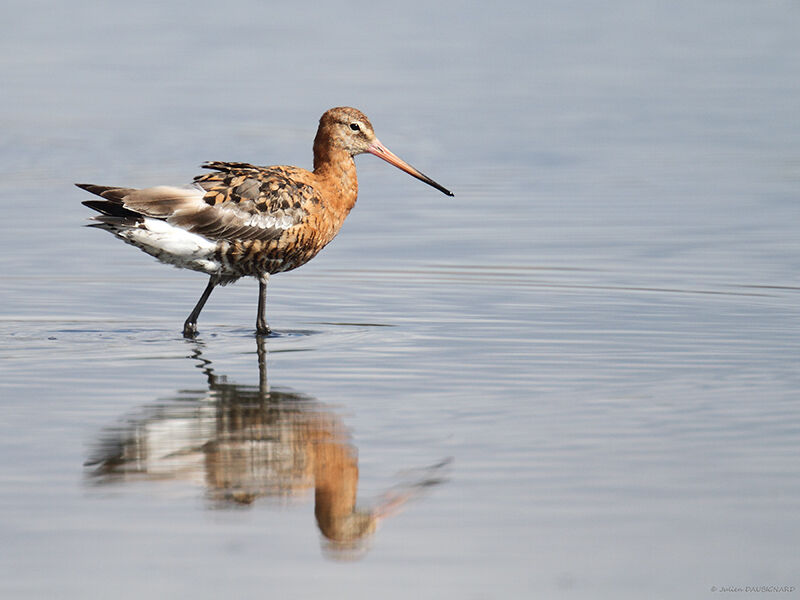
118;218;221;274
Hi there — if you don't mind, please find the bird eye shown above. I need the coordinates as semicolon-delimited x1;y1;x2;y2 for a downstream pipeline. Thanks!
350;122;361;131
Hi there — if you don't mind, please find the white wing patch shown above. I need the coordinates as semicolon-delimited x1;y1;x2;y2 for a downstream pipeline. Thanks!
240;211;297;230
169;183;299;236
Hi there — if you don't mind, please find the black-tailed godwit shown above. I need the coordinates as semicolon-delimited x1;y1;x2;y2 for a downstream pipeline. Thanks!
78;107;452;337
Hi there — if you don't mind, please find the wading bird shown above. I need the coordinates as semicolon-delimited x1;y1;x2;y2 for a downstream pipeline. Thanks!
78;107;452;337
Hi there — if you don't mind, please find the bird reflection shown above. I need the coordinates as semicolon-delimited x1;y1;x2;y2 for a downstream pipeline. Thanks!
85;337;449;557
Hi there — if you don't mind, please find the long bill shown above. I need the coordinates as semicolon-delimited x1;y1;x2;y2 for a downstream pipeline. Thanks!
367;140;454;197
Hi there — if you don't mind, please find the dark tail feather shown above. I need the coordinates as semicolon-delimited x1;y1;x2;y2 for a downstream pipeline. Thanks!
75;183;137;202
81;199;141;220
78;183;144;222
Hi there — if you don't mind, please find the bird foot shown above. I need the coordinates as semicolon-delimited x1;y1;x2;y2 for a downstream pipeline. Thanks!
183;322;198;338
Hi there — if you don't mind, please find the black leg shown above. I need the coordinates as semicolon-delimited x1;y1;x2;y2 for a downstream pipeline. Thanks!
256;277;271;336
183;276;217;338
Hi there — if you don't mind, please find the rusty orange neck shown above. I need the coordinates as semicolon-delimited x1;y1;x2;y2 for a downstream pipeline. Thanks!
312;143;359;215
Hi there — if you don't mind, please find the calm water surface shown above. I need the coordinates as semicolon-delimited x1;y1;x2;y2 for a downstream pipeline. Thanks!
1;2;799;598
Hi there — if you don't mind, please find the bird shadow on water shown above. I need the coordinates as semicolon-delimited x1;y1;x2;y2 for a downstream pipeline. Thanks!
83;336;450;559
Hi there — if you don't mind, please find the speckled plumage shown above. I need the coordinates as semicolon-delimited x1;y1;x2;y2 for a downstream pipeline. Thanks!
194;162;339;277
78;106;452;336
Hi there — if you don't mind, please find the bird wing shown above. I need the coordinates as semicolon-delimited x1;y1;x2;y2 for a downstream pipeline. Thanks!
81;163;321;243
